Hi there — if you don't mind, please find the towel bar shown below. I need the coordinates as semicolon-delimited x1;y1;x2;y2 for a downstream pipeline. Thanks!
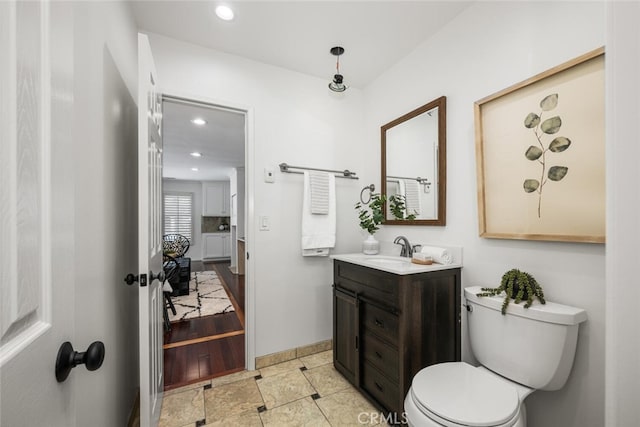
279;162;359;179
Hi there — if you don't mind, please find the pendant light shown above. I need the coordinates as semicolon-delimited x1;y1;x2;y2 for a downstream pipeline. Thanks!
328;46;347;92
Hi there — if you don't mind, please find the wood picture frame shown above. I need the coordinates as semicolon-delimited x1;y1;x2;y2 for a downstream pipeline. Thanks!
474;47;605;243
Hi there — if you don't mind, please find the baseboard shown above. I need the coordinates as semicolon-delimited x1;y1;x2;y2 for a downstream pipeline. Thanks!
255;339;332;369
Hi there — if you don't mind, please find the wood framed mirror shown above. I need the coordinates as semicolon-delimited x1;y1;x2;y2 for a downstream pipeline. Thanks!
381;96;446;225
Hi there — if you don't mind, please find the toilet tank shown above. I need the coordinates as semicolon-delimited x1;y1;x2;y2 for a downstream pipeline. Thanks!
464;286;587;391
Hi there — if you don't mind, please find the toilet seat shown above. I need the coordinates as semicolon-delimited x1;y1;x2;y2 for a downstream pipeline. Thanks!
409;362;521;427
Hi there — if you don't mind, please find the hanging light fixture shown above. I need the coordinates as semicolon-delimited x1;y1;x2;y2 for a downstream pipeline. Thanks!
328;46;347;92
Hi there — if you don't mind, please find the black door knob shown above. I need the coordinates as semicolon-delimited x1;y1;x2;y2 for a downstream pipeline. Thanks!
55;341;105;382
124;273;138;285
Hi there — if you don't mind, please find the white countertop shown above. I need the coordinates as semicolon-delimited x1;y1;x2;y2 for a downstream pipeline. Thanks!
330;253;462;275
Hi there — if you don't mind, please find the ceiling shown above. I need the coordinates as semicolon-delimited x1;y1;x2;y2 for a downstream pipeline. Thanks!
162;99;245;181
132;1;471;89
134;1;472;181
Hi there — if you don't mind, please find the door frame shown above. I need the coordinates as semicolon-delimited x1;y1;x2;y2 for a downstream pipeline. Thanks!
161;91;255;370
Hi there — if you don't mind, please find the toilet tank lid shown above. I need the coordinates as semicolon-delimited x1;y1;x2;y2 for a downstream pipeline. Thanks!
465;286;587;325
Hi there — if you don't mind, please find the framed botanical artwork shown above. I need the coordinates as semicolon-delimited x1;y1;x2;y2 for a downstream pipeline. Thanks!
474;47;605;243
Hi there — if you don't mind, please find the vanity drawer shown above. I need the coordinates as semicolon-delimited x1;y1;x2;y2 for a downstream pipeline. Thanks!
361;361;400;413
362;301;399;345
362;331;399;382
334;261;399;306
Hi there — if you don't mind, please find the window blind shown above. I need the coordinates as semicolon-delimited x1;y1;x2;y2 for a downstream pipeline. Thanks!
164;192;193;240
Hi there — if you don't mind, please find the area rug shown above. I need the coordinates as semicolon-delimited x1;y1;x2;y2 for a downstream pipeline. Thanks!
169;271;235;322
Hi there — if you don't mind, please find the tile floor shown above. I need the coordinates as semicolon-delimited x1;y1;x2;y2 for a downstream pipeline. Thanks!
159;350;389;426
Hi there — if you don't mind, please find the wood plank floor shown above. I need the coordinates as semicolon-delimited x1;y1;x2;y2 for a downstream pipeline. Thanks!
163;260;245;391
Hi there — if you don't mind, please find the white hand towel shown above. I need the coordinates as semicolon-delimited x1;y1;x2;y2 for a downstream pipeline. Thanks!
420;246;453;265
404;179;421;216
309;171;330;215
302;171;336;256
397;179;406;199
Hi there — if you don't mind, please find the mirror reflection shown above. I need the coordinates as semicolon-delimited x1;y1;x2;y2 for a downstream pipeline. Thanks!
382;96;446;225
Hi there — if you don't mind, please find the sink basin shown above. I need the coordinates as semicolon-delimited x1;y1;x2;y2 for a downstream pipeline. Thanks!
355;255;410;268
330;253;461;275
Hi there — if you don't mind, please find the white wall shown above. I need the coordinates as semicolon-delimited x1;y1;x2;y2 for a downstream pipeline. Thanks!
147;33;367;357
605;1;640;425
72;1;140;425
164;179;204;260
363;2;605;427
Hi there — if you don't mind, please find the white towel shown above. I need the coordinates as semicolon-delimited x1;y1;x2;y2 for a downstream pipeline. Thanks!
397;179;406;199
404;179;421;216
309;171;330;214
420;246;453;265
301;171;336;256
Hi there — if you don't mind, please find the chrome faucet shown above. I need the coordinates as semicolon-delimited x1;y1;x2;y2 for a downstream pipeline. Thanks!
393;236;413;257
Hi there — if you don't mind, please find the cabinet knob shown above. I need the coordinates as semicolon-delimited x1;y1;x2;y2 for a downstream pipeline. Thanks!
374;318;384;328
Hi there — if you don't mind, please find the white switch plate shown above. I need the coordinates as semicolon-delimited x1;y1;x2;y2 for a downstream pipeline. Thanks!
264;168;275;183
259;216;270;231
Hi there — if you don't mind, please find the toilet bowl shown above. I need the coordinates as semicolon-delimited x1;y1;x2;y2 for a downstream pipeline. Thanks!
404;286;587;427
404;362;532;427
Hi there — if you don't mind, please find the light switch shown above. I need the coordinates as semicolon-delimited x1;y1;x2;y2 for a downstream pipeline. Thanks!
264;168;275;183
259;216;270;231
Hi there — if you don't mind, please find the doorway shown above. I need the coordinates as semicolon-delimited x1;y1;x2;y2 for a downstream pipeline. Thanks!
160;96;248;390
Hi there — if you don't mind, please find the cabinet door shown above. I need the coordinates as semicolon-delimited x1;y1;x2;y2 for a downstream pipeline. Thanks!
333;286;359;385
203;234;224;258
203;182;229;216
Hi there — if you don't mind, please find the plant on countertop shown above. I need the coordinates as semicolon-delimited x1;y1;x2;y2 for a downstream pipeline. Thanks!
476;268;546;315
389;194;417;220
355;193;386;234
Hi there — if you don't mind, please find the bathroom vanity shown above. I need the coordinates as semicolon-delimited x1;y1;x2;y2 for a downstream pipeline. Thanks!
331;254;461;417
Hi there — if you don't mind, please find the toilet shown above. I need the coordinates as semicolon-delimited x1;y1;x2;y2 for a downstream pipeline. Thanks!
405;286;587;427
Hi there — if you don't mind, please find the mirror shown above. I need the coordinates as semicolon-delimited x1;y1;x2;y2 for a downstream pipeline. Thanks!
381;96;446;225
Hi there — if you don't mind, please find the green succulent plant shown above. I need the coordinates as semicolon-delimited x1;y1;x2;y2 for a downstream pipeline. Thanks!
476;268;546;315
355;193;386;234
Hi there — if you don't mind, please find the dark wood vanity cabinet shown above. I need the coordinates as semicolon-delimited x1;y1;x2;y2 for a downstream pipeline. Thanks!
332;260;461;417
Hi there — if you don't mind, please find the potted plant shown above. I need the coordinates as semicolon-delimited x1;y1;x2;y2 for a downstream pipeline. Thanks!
355;193;386;254
477;268;546;314
389;194;417;220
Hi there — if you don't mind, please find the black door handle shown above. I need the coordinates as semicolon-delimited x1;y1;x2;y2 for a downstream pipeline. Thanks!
55;341;105;382
124;273;138;285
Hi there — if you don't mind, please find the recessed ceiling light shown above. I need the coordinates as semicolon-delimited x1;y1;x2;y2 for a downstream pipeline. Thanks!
190;152;203;158
215;5;234;21
191;167;199;172
191;118;207;126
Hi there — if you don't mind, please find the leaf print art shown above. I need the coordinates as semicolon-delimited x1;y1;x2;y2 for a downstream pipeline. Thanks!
523;93;571;218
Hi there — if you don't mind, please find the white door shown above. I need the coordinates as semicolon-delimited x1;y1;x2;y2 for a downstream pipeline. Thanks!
0;1;76;425
138;33;165;427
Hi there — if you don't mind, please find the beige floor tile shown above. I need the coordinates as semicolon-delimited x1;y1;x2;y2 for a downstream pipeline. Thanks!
159;387;205;427
164;379;211;397
260;396;331;427
256;369;316;409
210;370;259;388
316;388;381;427
303;363;352;397
259;359;304;378
299;350;333;369
204;377;264;420
204;410;263;427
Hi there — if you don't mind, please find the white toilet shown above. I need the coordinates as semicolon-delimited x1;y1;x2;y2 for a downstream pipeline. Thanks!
405;286;587;427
